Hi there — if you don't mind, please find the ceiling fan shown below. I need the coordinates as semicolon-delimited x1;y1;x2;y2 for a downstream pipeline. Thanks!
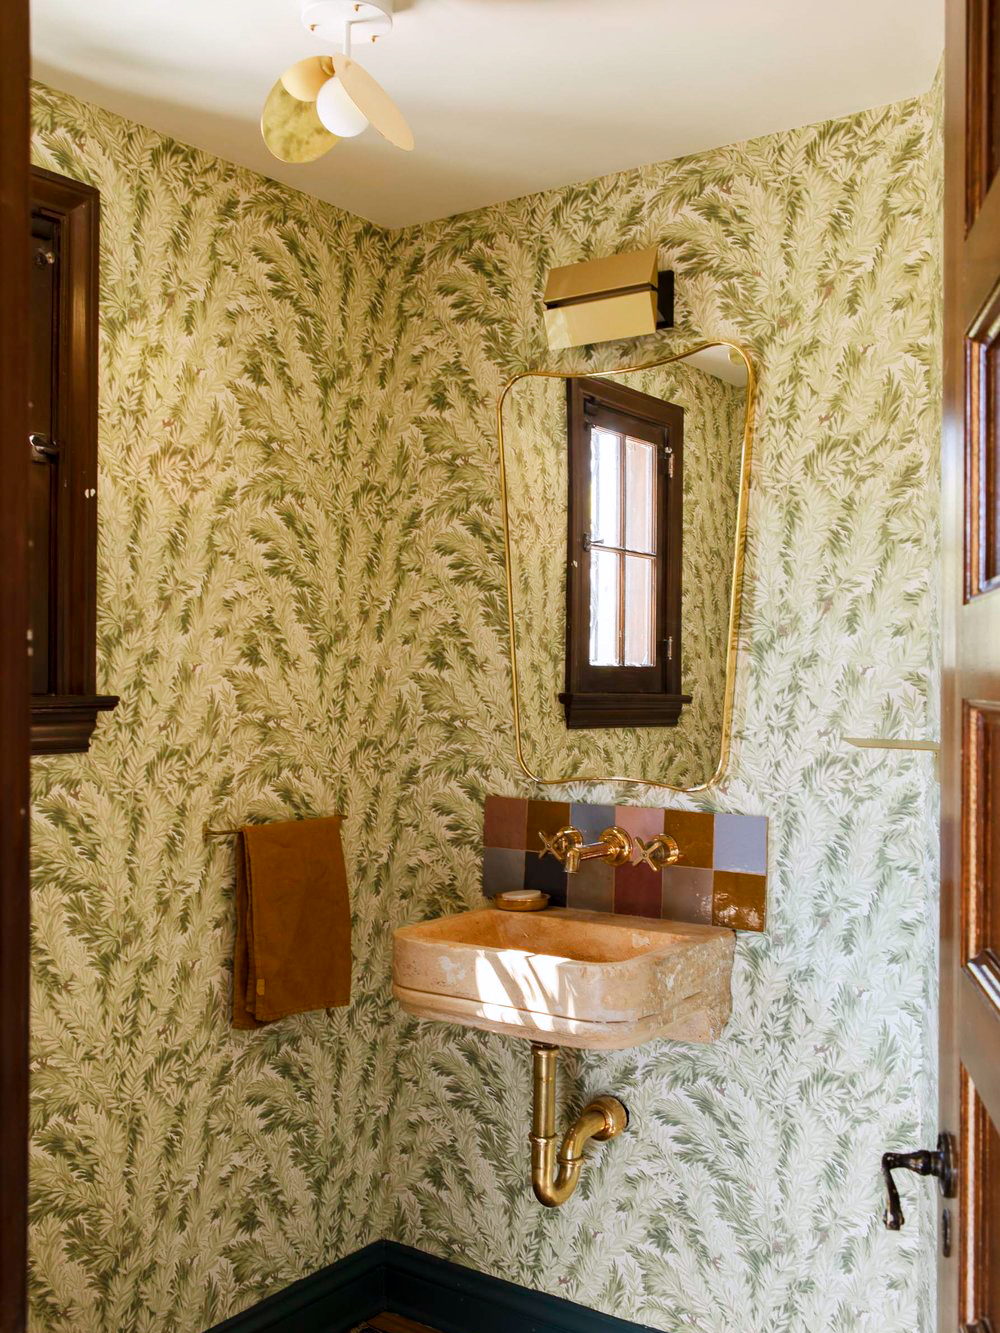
261;0;413;164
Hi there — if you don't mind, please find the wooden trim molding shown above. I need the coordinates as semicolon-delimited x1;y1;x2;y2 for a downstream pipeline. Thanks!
558;689;690;727
28;695;119;756
204;1242;653;1333
28;166;118;755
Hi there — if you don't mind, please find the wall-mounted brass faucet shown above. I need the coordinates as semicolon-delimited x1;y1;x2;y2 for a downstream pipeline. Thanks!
538;825;633;874
530;1043;628;1206
538;825;681;875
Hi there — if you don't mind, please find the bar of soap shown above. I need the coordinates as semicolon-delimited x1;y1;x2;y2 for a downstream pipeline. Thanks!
493;890;549;912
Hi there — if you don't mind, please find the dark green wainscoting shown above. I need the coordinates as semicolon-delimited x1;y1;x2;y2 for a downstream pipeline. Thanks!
206;1241;659;1333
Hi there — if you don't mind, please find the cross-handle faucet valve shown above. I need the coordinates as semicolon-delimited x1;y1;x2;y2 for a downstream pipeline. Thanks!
634;833;681;870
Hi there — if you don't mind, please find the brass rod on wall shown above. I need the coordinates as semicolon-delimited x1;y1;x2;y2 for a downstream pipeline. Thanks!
203;824;242;839
843;738;940;752
202;815;341;841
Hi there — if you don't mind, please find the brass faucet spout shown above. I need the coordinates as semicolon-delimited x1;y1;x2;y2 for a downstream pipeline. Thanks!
539;825;634;875
529;1043;628;1207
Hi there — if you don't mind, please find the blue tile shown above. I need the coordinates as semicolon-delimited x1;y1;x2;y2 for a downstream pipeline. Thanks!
482;847;526;897
569;802;615;840
713;814;768;875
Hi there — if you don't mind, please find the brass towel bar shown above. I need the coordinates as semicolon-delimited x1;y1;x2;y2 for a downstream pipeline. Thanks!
203;816;341;841
843;737;940;752
844;736;940;777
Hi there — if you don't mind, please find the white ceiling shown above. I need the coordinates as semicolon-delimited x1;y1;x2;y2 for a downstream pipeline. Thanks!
30;0;944;231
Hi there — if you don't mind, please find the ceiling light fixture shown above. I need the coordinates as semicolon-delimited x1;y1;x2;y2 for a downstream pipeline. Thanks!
261;0;413;164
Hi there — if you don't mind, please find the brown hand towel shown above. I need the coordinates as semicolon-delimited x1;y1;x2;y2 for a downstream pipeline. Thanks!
232;815;351;1029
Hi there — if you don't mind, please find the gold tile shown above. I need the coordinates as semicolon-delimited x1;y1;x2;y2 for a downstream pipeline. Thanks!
712;871;766;932
527;799;570;854
662;809;714;869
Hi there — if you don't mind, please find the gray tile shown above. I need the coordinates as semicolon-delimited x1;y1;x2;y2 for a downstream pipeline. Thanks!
660;865;714;924
566;860;614;913
482;847;526;897
570;802;615;839
713;813;768;875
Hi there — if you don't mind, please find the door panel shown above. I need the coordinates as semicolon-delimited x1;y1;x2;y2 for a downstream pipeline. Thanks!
966;301;1000;596
962;1074;1000;1332
964;704;999;969
943;3;1000;1331
966;0;1000;227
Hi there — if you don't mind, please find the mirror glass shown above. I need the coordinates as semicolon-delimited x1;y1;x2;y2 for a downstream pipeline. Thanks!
499;343;752;789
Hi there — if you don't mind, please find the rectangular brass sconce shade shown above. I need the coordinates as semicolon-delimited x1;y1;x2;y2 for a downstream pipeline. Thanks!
543;246;674;350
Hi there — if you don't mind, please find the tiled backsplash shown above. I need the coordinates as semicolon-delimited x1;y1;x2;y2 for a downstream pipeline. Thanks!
483;797;768;932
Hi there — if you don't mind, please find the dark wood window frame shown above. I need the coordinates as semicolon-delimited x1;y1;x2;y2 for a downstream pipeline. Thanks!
29;166;117;754
561;376;690;729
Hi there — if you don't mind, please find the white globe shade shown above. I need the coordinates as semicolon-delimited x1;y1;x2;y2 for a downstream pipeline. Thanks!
315;77;369;137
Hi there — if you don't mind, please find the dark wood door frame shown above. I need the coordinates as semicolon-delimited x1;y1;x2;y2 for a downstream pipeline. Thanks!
940;2;1000;1329
0;0;32;1330
28;167;118;755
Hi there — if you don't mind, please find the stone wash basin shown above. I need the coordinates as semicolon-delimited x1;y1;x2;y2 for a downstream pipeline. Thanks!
392;907;734;1050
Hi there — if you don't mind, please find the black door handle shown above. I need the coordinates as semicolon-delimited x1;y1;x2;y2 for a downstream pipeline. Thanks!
882;1131;957;1230
29;433;59;462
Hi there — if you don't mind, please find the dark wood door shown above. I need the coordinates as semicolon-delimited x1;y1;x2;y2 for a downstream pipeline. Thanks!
0;0;31;1330
941;3;1000;1329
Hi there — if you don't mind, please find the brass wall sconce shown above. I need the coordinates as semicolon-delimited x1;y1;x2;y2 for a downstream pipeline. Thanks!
530;1043;628;1206
542;245;674;350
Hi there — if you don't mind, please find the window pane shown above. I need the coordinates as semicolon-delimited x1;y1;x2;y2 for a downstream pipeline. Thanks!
590;428;621;548
624;437;655;554
624;555;654;666
590;549;620;665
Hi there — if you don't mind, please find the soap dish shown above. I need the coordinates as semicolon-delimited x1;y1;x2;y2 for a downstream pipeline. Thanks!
493;890;550;912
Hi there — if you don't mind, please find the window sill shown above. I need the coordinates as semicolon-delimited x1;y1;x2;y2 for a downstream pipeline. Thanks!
30;694;119;755
559;691;691;729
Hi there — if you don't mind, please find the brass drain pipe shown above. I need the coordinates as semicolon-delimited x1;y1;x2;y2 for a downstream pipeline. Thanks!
529;1042;628;1207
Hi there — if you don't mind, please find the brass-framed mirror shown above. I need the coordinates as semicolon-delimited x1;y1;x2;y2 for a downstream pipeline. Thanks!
496;342;755;791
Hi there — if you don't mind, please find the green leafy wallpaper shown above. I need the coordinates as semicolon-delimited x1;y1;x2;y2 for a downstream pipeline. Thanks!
502;358;745;785
29;75;941;1333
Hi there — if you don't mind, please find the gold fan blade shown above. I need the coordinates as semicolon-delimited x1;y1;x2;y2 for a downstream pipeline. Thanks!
331;53;413;151
261;78;339;163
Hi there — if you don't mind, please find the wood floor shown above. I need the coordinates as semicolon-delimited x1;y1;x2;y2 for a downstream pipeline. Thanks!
357;1315;444;1333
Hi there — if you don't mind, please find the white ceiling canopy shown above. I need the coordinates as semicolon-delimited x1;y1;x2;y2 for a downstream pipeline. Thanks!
30;0;943;231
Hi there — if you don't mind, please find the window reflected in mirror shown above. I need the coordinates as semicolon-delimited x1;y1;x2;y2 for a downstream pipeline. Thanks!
564;377;686;727
499;344;750;788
